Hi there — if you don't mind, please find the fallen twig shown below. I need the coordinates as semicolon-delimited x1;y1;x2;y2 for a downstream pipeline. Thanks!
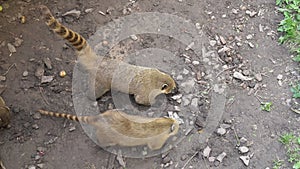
181;151;198;169
39;87;49;105
2;63;16;76
216;65;238;77
291;108;300;115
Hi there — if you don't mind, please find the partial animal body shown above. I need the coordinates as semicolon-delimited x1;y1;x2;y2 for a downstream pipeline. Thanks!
39;5;176;105
0;96;10;128
38;109;179;150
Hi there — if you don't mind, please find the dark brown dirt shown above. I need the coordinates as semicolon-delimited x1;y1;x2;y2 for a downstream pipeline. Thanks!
0;0;299;169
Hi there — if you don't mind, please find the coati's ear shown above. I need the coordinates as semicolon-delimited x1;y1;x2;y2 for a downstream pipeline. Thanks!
161;84;169;91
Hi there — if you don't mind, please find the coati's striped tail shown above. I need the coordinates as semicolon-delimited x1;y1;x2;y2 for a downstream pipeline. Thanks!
39;5;87;51
38;109;90;123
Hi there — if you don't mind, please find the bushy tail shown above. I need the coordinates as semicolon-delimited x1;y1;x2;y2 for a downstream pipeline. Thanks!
39;5;87;51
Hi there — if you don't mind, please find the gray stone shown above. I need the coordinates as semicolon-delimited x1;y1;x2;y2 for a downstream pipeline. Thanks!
0;76;6;81
14;37;23;47
43;58;52;70
130;35;138;41
203;146;211;157
277;74;283;80
216;152;227;162
183;68;189;75
220;123;231;129
191;98;199;108
32;124;39;130
182;97;190;106
192;61;200;65
216;127;226;136
41;76;54;83
240;155;250;166
240;137;248;143
28;165;36;169
69;126;76;132
238;146;249;153
7;43;16;53
233;72;253;81
23;71;29;77
209;40;217;47
176;75;183;81
35;67;44;78
33;112;41;120
208;156;215;162
254;73;262;82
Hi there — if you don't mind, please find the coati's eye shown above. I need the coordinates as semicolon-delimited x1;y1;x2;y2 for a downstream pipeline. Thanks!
161;84;169;90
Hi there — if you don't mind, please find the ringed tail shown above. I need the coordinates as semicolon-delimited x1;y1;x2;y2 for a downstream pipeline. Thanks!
39;5;87;51
38;109;90;124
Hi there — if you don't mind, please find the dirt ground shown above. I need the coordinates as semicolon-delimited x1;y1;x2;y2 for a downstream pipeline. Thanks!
0;0;299;168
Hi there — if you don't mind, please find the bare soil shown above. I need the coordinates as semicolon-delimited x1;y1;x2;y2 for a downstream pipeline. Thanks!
0;0;299;169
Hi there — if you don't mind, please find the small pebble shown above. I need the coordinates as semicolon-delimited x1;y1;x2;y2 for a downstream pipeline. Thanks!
220;123;231;129
219;36;226;45
69;126;76;132
216;152;227;162
209;40;217;47
36;163;45;169
246;10;257;17
85;8;93;13
254;73;262;82
240;155;250;166
238;146;249;154
14;37;23;47
232;8;238;14
216;127;226;136
208;156;215;162
32;124;39;130
203;146;211;157
27;165;36;169
277;74;283;80
176;75;183;81
246;34;253;40
242;69;250;76
35;67;45;78
195;23;201;29
33;112;41;120
23;122;30;128
251;124;258;131
130;35;138;41
183;68;189;75
23;71;29;77
7;43;16;53
37;147;46;153
192;61;200;65
43;58;52;70
41;76;54;83
181;154;188;161
162;156;171;164
171;94;182;100
248;42;254;48
240;137;248;143
0;76;6;82
185;42;194;51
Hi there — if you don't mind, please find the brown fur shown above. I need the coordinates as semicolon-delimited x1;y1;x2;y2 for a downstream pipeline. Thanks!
38;109;179;150
0;96;10;128
39;5;176;105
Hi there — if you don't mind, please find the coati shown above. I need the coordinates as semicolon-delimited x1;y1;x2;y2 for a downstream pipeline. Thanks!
39;5;176;105
0;96;10;128
38;109;179;150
